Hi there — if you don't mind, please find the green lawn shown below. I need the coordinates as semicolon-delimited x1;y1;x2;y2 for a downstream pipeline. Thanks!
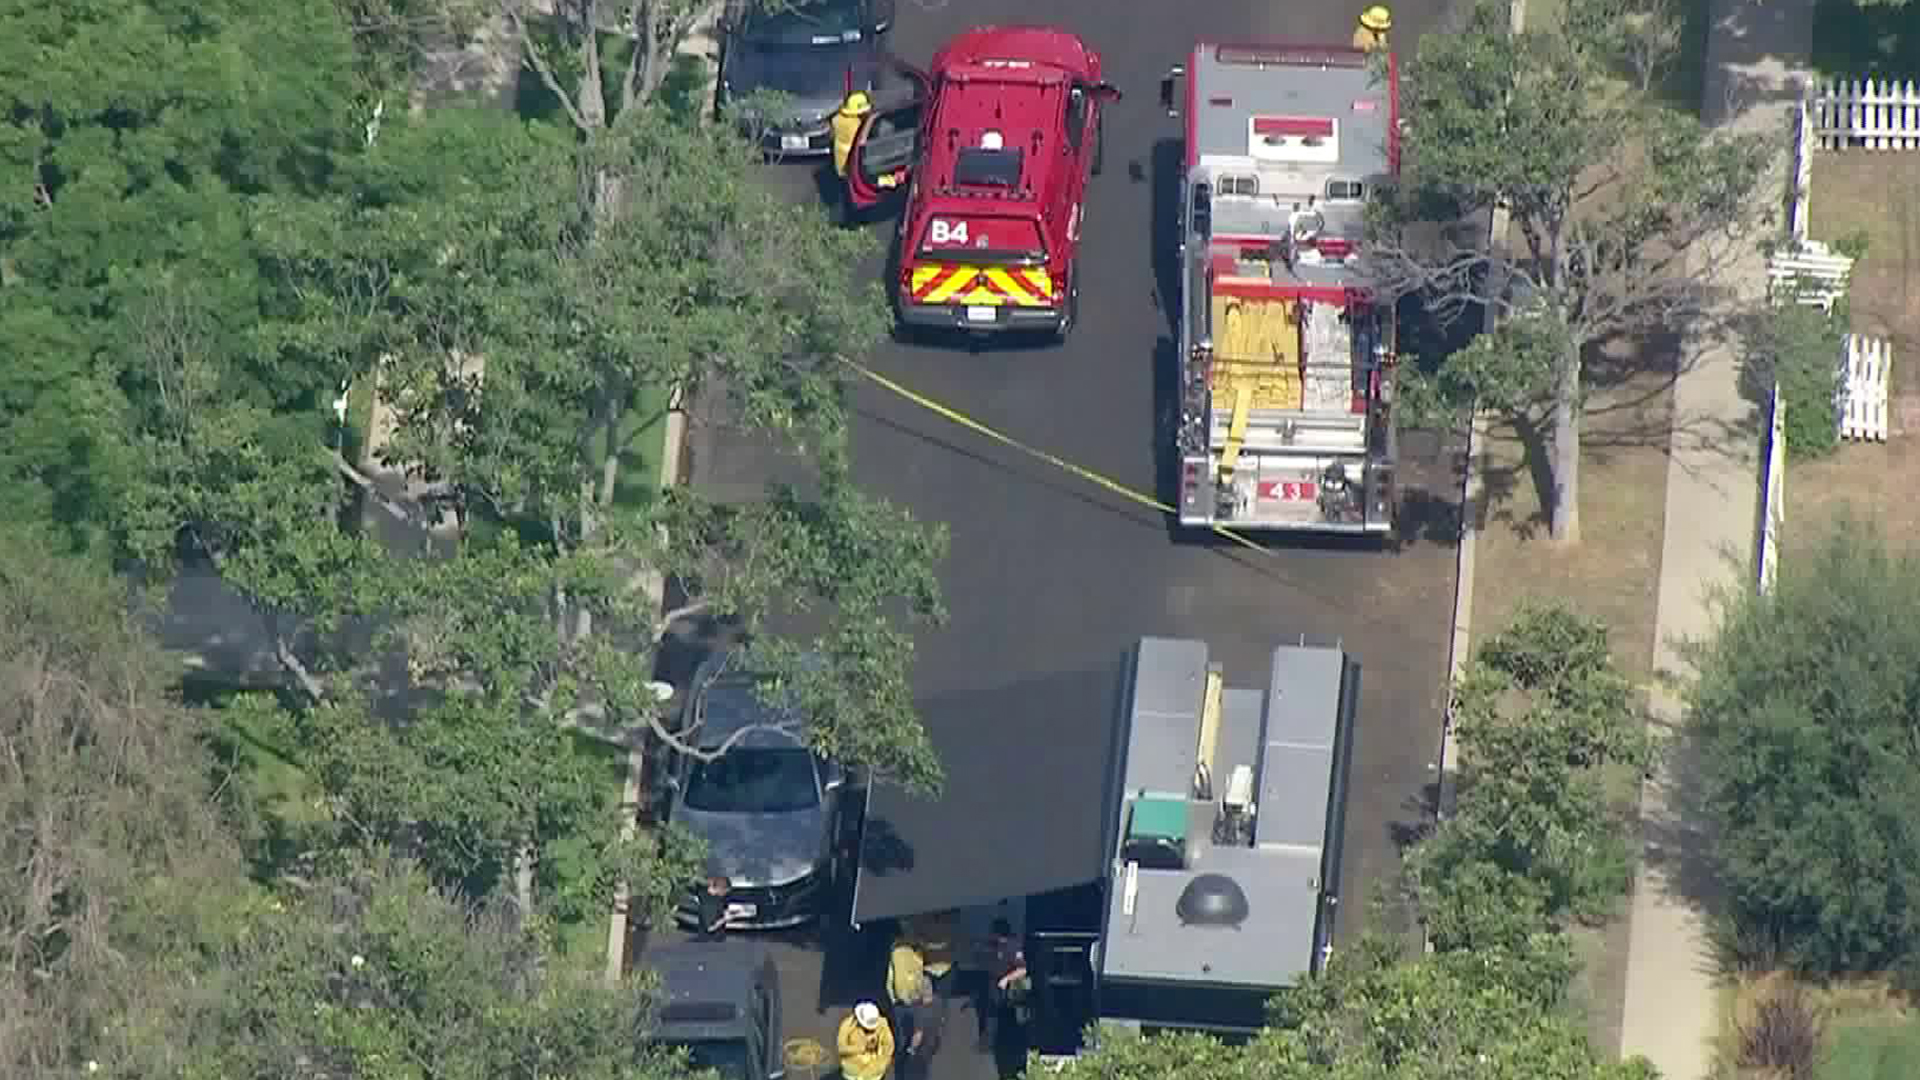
1513;0;1711;116
1814;0;1920;78
1824;1015;1920;1080
556;731;638;962
592;382;674;511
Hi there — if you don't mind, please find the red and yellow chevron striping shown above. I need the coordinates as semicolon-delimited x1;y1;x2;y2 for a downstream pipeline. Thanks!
907;264;1056;308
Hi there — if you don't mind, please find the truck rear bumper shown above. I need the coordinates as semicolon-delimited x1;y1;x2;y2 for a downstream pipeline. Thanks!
1180;515;1393;535
897;300;1064;335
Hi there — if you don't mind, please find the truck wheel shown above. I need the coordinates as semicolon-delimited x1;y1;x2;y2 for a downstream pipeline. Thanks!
1053;279;1079;345
1092;111;1107;176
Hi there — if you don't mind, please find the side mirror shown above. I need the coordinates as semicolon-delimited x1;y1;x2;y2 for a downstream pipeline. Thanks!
1093;81;1123;102
1159;65;1186;118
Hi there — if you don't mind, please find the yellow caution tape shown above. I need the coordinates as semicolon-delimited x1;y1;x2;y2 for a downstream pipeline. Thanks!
838;356;1271;555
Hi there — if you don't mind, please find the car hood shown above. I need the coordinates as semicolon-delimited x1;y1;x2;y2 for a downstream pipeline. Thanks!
727;46;860;119
674;804;829;887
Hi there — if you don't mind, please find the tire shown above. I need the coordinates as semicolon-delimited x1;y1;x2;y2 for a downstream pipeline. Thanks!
1091;110;1106;176
1052;278;1079;345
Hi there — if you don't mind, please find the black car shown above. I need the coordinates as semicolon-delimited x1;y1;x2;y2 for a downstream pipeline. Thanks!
718;0;896;158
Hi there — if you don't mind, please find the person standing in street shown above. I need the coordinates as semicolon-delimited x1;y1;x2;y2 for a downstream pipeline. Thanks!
1352;5;1392;52
837;1001;895;1080
828;91;872;226
976;919;1029;1052
893;976;943;1080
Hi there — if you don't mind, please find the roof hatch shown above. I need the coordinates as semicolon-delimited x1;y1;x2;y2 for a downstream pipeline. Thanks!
1249;116;1339;164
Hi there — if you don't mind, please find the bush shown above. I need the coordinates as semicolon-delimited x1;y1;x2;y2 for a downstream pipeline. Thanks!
1748;298;1843;458
1413;602;1651;932
1693;517;1920;977
1736;984;1824;1080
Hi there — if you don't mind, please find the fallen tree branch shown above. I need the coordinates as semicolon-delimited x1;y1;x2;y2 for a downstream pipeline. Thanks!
331;449;422;526
274;639;329;703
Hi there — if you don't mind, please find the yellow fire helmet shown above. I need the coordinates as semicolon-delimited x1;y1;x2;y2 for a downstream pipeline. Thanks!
1360;5;1393;32
840;91;873;116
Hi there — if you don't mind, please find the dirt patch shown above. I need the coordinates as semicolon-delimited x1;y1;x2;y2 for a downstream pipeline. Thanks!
1810;152;1920;394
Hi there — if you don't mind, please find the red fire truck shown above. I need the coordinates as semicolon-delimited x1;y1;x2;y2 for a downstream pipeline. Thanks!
1159;42;1402;535
842;26;1120;342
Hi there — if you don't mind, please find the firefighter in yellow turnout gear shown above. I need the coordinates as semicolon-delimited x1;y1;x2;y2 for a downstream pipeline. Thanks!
831;91;872;179
1352;5;1391;52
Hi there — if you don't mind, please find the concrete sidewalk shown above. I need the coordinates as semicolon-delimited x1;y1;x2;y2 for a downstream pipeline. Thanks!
1615;0;1813;1075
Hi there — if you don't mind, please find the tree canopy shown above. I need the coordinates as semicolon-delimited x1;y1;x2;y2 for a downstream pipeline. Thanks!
3;0;946;939
1377;0;1770;543
1692;518;1920;978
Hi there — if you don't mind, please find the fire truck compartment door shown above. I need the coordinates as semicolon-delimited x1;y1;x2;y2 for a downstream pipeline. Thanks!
848;98;923;208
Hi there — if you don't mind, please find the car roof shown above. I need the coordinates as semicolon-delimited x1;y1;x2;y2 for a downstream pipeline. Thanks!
933;24;1097;78
683;652;815;753
645;942;772;1038
921;66;1072;208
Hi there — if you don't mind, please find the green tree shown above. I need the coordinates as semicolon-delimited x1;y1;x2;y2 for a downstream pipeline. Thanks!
1376;0;1770;543
1692;517;1920;977
0;0;362;550
198;854;693;1080
128;104;945;926
1409;601;1651;927
1038;938;1654;1080
0;530;253;1076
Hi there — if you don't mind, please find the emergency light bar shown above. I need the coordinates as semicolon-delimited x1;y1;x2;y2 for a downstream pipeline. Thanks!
1215;44;1367;69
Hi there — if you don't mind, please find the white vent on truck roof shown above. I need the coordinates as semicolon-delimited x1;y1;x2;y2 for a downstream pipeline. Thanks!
1249;116;1339;165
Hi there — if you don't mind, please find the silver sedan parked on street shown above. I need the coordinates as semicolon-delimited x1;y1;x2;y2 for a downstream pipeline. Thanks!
666;652;853;930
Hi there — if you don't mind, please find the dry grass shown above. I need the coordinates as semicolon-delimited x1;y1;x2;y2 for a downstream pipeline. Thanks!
1787;153;1920;548
1783;437;1920;556
1471;364;1674;684
1809;152;1920;391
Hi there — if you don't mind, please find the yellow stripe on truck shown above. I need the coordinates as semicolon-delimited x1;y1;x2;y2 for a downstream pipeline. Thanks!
923;267;979;304
909;265;1055;307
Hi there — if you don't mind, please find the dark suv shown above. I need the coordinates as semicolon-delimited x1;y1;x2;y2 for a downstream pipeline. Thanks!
718;0;896;158
645;942;785;1080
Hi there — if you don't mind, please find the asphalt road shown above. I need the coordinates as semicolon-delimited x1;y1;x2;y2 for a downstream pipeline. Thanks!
670;0;1468;1074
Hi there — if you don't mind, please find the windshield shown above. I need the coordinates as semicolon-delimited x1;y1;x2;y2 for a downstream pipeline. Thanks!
742;0;864;45
666;1039;753;1080
685;747;820;814
916;215;1048;265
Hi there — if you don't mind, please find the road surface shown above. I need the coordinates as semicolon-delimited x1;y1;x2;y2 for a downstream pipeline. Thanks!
670;0;1468;1075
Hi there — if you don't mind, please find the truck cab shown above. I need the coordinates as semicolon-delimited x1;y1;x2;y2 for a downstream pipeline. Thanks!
644;942;785;1080
843;26;1119;342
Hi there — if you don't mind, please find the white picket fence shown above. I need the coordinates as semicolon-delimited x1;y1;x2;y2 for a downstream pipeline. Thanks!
1790;97;1814;241
1812;78;1920;150
1838;334;1894;441
1757;382;1784;595
1767;241;1854;311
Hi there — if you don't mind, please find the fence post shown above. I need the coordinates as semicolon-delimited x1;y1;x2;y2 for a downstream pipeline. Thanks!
1759;382;1784;594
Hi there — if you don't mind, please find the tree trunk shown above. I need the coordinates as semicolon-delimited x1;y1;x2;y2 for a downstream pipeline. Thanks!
1549;341;1581;544
514;839;537;929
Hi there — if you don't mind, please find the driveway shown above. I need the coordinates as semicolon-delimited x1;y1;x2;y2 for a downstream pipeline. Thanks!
666;0;1468;1076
